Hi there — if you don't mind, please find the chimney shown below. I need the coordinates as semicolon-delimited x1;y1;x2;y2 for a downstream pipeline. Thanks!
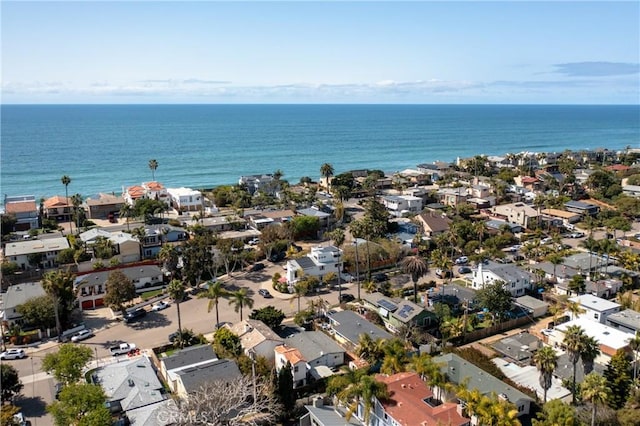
312;396;323;408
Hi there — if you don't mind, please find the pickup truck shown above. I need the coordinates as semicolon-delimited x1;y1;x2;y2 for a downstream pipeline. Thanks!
109;343;136;356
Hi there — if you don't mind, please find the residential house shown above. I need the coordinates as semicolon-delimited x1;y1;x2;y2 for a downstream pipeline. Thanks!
199;215;247;233
490;202;539;229
0;282;47;326
43;196;72;223
123;185;146;206
415;211;452;238
142;181;170;205
514;175;542;192
228;319;284;362
380;195;423;217
297;207;332;230
362;292;436;333
85;193;125;220
541;208;582;225
514;296;549;318
275;345;307;388
93;356;167;416
174;359;241;399
434;353;533;418
568;294;621;324
607;309;640;335
564;200;599;217
167;187;203;212
371;372;470;426
492;356;571;403
4;237;70;270
75;265;164;310
491;333;543;365
284;331;346;372
239;174;275;195
485;219;523;234
548;318;632;365
622;185;640;198
437;187;468;208
471;261;532;297
139;225;188;258
79;229;141;263
158;344;218;383
326;310;393;348
2;195;39;231
427;284;478;312
300;397;364;426
285;245;342;286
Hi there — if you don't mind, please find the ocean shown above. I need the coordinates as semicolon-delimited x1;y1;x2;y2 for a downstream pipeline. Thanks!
1;104;639;201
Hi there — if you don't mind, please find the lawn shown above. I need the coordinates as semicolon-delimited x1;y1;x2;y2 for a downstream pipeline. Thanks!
141;289;165;300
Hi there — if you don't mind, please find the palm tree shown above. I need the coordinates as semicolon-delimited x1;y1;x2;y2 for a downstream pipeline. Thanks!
320;163;334;192
148;159;159;181
71;193;83;232
629;331;640;383
157;244;179;279
581;336;601;376
167;279;185;347
119;203;133;231
61;175;72;234
292;280;309;313
198;281;229;328
338;374;388;425
566;300;586;320
533;346;558;403
228;288;254;321
42;269;75;342
581;372;610;426
401;255;428;304
546;252;565;283
380;339;408;374
563;325;586;405
356;333;386;365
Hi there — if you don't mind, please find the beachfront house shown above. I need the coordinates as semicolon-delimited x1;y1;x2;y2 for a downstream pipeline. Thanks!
2;195;39;231
239;174;276;195
167;187;203;212
285;245;342;286
4;237;70;270
380;195;423;217
43;196;73;223
84;193;125;220
472;261;532;297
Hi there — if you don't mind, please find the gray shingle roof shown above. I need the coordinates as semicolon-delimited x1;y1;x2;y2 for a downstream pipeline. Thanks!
328;310;393;344
294;256;317;270
162;345;217;371
284;331;345;362
176;358;241;394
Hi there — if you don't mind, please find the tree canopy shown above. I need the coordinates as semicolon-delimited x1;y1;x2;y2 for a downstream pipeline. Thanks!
1;364;23;403
47;383;111;426
103;270;137;314
42;344;94;385
475;281;513;322
249;306;285;330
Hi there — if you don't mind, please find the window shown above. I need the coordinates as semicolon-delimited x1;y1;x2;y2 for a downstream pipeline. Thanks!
594;313;599;319
511;283;516;288
294;366;299;372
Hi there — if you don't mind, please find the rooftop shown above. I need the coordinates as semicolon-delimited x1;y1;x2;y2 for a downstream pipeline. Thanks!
569;294;621;312
555;318;632;352
2;282;46;311
4;201;37;214
176;358;241;394
4;237;70;256
284;331;345;362
161;344;218;372
328;310;393;344
606;309;640;331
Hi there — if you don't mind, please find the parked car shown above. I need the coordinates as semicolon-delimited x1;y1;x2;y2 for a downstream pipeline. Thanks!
150;301;170;311
248;238;260;245
372;273;388;283
0;349;26;360
569;232;585;238
124;307;147;323
458;266;472;274
268;252;286;262
258;289;273;298
109;343;137;356
247;262;266;273
455;256;468;265
70;329;94;343
435;269;453;279
339;294;355;303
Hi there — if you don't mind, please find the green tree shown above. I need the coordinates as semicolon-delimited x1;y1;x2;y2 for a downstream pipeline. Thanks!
401;255;428;304
381;338;409;374
47;383;111;426
42;269;76;342
0;364;23;403
1;404;22;426
356;333;386;365
581;336;601;376
568;275;586;296
563;325;586;405
213;327;241;358
629;331;640;383
228;288;254;321
103;270;136;315
320;163;335;192
1;214;17;236
61;175;72;234
603;349;632;409
157;244;180;279
42;344;93;385
338;374;389;424
275;361;296;414
148;159;158;181
167;279;185;346
475;281;513;323
534;346;559;403
532;399;576;426
119;203;133;231
198;281;229;328
249;306;285;330
617;387;640;426
16;295;57;330
581;372;610;426
326;228;346;300
289;215;320;240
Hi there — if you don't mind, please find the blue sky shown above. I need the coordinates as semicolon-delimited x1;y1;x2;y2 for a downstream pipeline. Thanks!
2;1;639;104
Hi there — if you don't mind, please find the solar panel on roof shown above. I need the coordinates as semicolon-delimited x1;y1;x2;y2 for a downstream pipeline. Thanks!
397;306;415;318
378;299;398;312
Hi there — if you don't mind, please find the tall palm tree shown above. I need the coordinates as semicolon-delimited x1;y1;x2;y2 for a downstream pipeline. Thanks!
566;300;586;320
70;193;83;232
401;255;428;304
198;281;229;328
42;269;75;342
533;346;558;403
327;228;346;302
380;339;408;375
148;159;159;181
563;325;586;405
581;336;601;376
320;163;334;192
338;374;388;425
119;203;133;231
61;175;72;234
356;333;386;365
158;244;179;279
581;372;610;426
228;288;254;321
629;331;640;383
167;279;185;347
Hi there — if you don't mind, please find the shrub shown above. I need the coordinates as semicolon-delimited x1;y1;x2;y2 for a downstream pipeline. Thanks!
22;335;31;344
9;336;18;345
92;261;105;270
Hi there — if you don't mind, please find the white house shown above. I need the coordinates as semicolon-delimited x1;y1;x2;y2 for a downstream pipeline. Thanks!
275;345;307;388
568;294;621;324
490;202;540;229
4;237;70;270
142;181;170;205
228;319;284;362
239;174;275;195
285;245;342;285
472;261;532;297
380;195;423;217
167;187;203;212
1;282;47;325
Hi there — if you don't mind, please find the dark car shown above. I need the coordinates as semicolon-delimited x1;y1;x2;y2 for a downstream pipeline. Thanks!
339;294;355;303
247;262;266;273
435;269;453;279
258;289;273;298
268;252;286;262
124;307;147;323
372;273;388;283
458;266;472;274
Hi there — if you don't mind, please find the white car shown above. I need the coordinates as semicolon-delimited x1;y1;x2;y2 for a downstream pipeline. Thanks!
151;301;170;311
71;329;94;343
0;349;26;360
454;256;468;265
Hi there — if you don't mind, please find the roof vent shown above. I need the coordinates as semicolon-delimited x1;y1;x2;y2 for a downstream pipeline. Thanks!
128;379;134;387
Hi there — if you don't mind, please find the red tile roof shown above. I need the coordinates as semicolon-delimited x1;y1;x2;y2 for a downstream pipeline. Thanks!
275;345;305;365
5;201;37;214
376;372;469;426
521;176;538;184
606;164;630;172
126;186;146;199
43;196;71;208
144;181;165;191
